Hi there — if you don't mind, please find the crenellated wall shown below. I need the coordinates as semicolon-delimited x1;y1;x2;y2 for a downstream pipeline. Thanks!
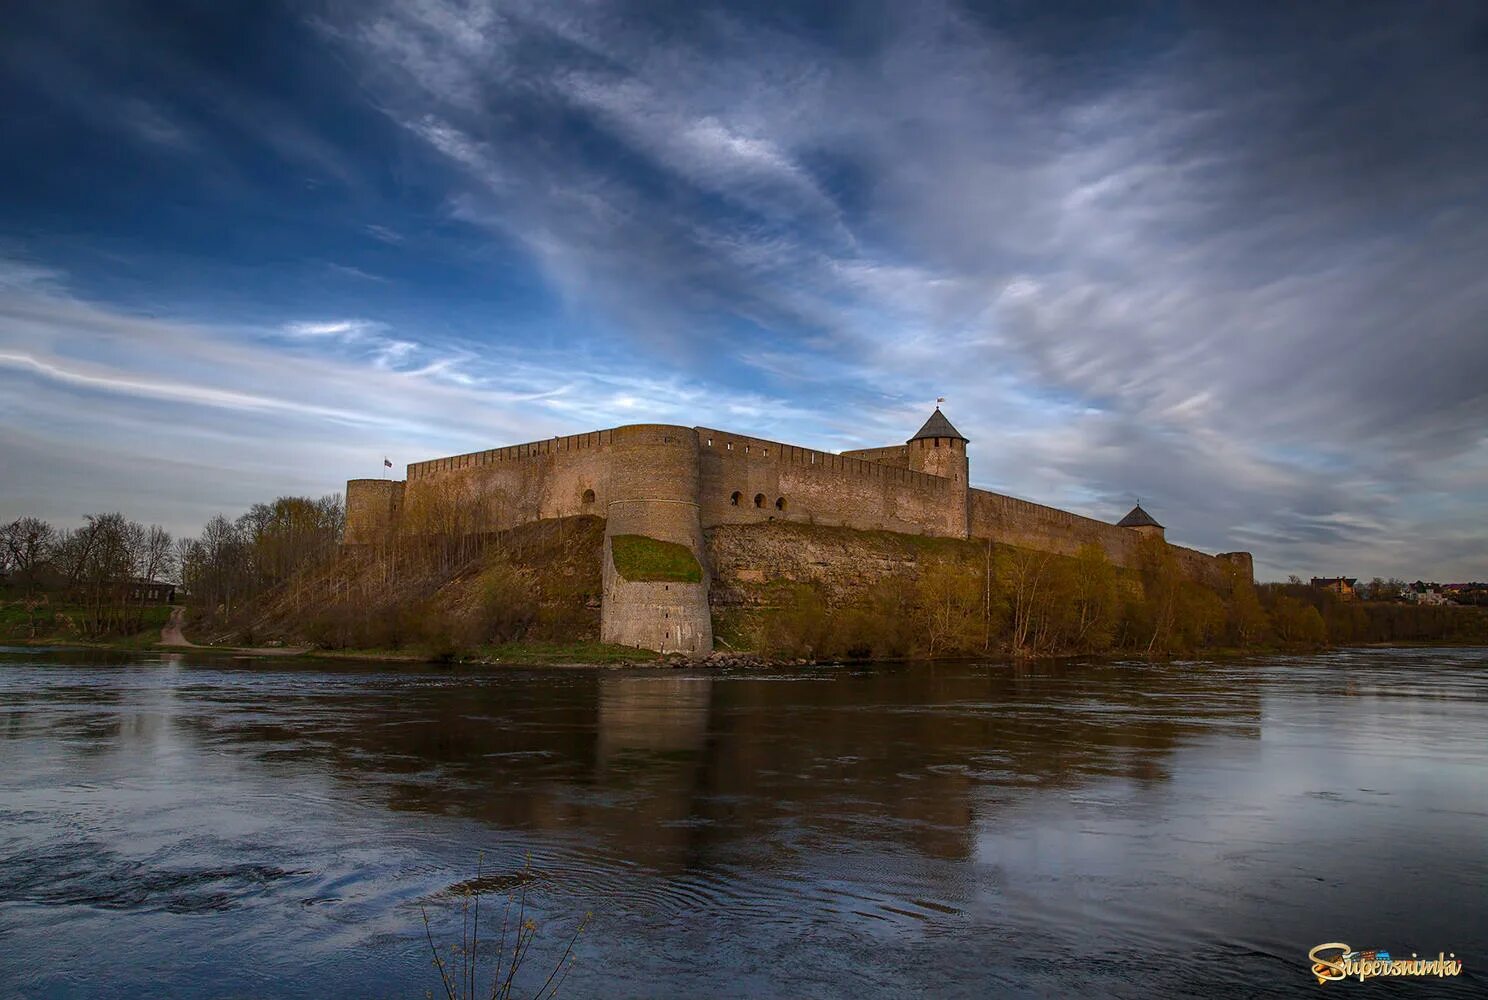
839;444;911;468
695;427;963;537
969;489;1138;563
403;429;615;530
347;415;1251;652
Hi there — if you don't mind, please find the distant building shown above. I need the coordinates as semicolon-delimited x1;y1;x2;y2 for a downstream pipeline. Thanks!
1406;581;1449;606
117;578;177;604
1442;583;1488;606
1311;577;1357;600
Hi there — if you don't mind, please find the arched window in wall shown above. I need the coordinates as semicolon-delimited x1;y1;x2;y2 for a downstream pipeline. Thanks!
582;489;596;505
754;493;766;508
775;497;787;511
730;491;741;506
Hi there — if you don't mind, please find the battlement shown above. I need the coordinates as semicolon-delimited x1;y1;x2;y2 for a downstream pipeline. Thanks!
408;428;616;480
695;427;951;492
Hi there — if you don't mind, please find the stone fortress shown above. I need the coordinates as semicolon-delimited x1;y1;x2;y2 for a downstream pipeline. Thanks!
345;409;1252;654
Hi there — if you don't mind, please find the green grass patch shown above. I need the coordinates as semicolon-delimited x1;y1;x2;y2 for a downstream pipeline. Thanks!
610;534;702;583
0;599;172;643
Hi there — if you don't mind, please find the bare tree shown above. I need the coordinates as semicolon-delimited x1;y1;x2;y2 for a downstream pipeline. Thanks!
62;513;147;635
139;525;175;584
916;559;984;656
1001;547;1053;654
1;517;56;594
173;536;197;586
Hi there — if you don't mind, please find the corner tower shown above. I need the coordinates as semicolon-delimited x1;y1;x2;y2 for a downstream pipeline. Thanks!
907;407;969;537
345;478;405;546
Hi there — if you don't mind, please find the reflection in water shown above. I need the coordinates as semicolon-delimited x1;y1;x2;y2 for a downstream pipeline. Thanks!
0;649;1484;998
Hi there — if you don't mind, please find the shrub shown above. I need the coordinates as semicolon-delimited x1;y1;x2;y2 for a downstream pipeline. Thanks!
471;561;538;643
756;582;831;657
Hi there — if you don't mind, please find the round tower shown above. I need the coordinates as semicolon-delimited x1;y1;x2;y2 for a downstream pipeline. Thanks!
344;478;405;546
906;407;969;536
600;425;713;655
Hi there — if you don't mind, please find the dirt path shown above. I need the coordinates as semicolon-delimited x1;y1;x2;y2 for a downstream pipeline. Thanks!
161;606;197;647
160;606;310;656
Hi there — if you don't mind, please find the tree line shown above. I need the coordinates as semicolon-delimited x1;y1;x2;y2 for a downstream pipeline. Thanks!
1;494;343;637
176;495;346;619
743;537;1488;660
1;513;174;635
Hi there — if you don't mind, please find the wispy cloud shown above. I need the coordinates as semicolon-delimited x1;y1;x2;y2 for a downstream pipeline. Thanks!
118;97;196;152
283;318;378;338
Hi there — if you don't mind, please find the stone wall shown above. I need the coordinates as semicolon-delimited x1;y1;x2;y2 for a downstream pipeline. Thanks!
969;488;1137;563
403;429;614;530
839;444;911;468
696;427;963;537
967;488;1235;585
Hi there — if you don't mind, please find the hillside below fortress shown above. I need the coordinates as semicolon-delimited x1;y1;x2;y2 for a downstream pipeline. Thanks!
345;409;1252;654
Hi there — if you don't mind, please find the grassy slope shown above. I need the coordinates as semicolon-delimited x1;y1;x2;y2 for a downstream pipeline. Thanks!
216;516;640;662
610;534;703;583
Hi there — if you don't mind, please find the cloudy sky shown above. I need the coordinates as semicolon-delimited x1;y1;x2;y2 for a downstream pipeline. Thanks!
2;0;1485;581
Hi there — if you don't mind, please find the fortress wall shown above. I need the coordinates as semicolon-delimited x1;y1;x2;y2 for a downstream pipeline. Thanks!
394;425;714;652
1170;545;1231;587
695;427;962;537
402;429;615;531
1217;551;1254;580
969;488;1140;564
839;444;911;468
968;488;1239;584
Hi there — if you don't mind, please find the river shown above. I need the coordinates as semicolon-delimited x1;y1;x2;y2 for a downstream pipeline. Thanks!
1;647;1483;997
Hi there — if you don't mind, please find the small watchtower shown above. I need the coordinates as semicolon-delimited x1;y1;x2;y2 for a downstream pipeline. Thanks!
1117;504;1164;541
906;407;969;485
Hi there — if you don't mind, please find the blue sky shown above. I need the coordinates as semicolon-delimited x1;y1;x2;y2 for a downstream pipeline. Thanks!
2;0;1486;582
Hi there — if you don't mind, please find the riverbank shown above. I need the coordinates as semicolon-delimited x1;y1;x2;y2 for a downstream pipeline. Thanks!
9;627;1483;671
6;598;1485;670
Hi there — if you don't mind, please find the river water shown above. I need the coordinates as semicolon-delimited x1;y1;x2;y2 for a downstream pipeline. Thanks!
1;647;1483;998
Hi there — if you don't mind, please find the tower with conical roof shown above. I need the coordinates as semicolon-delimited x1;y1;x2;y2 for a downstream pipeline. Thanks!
906;406;968;481
1117;504;1165;541
906;406;969;535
